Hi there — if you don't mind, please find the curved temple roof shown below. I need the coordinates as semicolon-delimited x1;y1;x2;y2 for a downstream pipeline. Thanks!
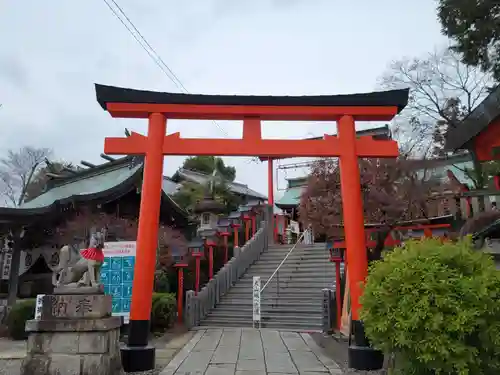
95;84;410;113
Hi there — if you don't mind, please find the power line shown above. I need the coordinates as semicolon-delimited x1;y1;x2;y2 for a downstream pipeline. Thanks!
108;0;187;92
102;0;261;166
102;0;231;138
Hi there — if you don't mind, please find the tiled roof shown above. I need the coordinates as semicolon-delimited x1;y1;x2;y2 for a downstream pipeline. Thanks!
17;157;189;221
162;177;181;195
21;163;143;209
276;186;306;207
174;168;267;200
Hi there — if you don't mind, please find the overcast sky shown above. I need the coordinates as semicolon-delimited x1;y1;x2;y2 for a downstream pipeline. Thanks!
0;0;447;199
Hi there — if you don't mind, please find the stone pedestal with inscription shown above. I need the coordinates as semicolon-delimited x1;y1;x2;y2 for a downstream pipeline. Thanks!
22;293;123;375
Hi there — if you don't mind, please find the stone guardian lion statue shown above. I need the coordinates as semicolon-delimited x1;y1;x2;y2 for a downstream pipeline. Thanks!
52;228;107;289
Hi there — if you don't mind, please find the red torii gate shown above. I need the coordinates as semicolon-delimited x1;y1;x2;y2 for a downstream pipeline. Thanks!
95;84;409;372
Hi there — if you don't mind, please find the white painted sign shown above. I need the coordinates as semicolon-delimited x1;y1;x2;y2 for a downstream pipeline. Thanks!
34;294;45;320
1;252;12;280
101;241;137;324
252;276;261;327
290;220;300;234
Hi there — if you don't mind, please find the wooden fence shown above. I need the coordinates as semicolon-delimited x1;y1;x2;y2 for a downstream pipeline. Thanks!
429;190;500;220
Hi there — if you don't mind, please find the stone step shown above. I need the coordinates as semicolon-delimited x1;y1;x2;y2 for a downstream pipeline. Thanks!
244;268;337;276
245;274;332;280
219;296;324;304
210;305;323;314
252;258;334;265
198;319;323;331
223;292;325;301
241;274;336;281
217;297;324;305
248;265;332;272
226;287;327;294
215;302;323;311
256;255;331;262
205;311;322;322
267;245;326;250
233;285;331;293
257;252;329;260
238;276;334;283
265;250;327;254
231;284;330;291
249;263;334;271
241;276;335;283
221;296;324;304
208;308;322;321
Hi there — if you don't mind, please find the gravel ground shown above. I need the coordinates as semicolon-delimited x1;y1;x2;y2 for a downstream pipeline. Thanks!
310;332;388;375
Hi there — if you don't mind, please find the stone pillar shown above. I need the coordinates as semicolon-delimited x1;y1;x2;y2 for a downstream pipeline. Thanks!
22;293;122;375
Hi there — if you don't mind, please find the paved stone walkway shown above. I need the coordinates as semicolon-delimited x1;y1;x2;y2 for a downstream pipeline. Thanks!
160;328;342;375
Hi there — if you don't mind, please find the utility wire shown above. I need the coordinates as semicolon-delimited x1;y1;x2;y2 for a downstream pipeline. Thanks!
107;0;187;92
103;0;229;136
102;0;259;165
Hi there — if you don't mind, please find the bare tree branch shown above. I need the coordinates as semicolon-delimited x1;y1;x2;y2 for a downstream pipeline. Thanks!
298;156;443;240
0;146;52;207
378;47;494;157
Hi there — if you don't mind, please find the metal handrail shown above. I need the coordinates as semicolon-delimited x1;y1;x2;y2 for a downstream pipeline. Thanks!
261;226;311;292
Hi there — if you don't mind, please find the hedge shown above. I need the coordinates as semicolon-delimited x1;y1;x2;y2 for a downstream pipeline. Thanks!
150;292;176;332
360;238;500;374
6;299;36;340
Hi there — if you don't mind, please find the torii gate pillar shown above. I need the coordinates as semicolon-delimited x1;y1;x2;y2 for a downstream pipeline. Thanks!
268;157;275;243
121;113;166;372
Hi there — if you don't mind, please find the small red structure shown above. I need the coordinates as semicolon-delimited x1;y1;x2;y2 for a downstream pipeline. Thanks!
173;262;188;324
243;214;251;242
188;240;204;295
171;246;188;325
205;238;217;280
217;219;231;264
227;211;242;249
445;86;500;162
328;244;343;331
231;223;241;248
95;83;409;371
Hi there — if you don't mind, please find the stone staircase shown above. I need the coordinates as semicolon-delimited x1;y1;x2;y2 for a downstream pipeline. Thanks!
199;243;339;331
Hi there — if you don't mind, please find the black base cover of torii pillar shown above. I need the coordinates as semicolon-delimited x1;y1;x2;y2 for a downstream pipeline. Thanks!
348;320;384;371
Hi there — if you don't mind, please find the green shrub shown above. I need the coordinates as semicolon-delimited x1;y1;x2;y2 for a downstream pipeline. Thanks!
154;271;170;293
360;238;500;375
150;293;176;332
6;299;36;340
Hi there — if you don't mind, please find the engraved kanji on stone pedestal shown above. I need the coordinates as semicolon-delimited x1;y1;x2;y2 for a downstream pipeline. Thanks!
21;293;122;375
40;294;112;320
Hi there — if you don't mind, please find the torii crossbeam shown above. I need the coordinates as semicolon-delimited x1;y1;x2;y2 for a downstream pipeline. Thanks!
95;84;409;372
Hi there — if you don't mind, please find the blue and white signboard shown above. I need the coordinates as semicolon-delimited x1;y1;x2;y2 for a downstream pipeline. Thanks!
101;241;136;324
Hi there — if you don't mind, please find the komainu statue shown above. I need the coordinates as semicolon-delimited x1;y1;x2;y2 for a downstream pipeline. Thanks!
52;228;107;292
